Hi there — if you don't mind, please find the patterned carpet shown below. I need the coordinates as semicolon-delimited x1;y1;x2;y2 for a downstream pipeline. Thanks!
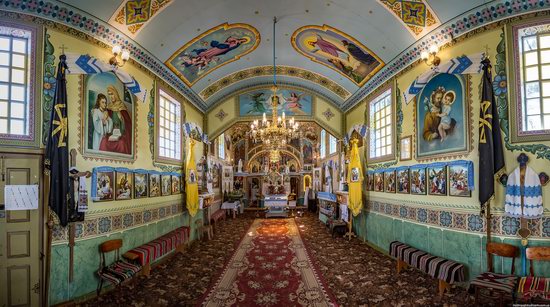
82;212;474;306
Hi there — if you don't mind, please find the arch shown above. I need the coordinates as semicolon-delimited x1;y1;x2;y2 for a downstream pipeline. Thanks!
246;148;302;171
303;174;312;189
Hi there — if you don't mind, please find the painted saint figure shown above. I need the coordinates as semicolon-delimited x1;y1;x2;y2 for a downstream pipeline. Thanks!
99;86;132;155
91;93;112;151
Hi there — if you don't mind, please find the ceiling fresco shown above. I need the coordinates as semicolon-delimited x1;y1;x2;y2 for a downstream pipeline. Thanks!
165;23;260;86
9;0;550;112
291;24;385;86
377;0;440;38
109;0;173;37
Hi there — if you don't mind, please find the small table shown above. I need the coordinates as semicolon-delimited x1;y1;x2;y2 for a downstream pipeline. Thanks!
221;201;240;219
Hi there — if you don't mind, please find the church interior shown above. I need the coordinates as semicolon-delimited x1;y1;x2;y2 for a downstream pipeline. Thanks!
2;1;550;306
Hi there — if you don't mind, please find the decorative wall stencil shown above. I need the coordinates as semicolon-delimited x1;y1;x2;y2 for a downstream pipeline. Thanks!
109;0;173;37
292;25;384;86
415;74;471;160
42;32;55;145
238;88;313;117
495;31;550;161
80;72;136;162
377;0;440;38
215;109;228;121
322;108;335;121
200;65;351;100
166;23;260;86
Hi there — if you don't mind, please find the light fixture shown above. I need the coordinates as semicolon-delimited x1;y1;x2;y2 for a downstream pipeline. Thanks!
421;44;440;67
248;17;300;163
110;44;130;67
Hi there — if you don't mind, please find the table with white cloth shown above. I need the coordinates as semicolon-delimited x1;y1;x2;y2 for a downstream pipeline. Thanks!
221;201;241;218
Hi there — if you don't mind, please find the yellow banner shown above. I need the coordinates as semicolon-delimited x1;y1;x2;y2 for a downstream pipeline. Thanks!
347;139;363;216
186;139;199;217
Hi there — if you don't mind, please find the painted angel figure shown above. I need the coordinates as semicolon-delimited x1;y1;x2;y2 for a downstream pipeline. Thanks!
283;92;306;115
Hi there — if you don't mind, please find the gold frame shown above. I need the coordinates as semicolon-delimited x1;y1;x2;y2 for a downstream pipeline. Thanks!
291;24;385;87
165;23;261;87
412;75;473;162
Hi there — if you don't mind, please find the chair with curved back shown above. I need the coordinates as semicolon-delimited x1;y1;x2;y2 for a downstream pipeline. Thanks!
96;239;141;295
517;246;550;303
470;242;519;306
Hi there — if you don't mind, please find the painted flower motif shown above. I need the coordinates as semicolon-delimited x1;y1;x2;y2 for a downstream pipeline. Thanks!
75;223;84;238
502;216;520;235
456;20;466;32
468;215;483;232
493;74;507;96
496;4;507;15
143;210;152;222
43;76;56;97
399;207;408;218
84;19;95;31
57;8;69;20
27;0;38;11
98;217;112;233
71;13;83;26
542;218;550;237
96;25;105;36
417;209;428;223
440;212;452;227
41;2;54;15
123;213;133;227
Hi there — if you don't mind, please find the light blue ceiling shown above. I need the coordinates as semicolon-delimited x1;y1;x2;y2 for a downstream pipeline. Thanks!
59;0;495;111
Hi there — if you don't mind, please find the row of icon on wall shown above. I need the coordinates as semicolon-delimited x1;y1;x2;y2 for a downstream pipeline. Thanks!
93;169;182;202
367;162;472;197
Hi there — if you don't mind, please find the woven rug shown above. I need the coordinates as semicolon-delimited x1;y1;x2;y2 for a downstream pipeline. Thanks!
201;218;337;306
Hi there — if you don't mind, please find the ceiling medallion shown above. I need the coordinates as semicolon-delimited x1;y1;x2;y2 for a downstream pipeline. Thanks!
322;108;335;121
215;109;228;121
248;17;299;163
110;0;173;37
377;0;440;38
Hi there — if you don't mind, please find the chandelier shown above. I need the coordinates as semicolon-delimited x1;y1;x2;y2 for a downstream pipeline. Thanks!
249;17;299;163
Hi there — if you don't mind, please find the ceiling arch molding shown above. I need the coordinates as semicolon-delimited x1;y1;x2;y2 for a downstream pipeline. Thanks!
199;65;351;102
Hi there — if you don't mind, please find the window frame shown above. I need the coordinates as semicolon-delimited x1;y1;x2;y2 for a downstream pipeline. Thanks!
155;83;184;165
0;20;42;148
508;18;550;142
367;83;396;163
218;133;225;160
319;129;326;159
328;134;337;155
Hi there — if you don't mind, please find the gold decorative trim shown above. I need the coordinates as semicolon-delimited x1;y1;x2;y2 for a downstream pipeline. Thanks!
199;65;351;101
291;24;385;87
165;23;261;87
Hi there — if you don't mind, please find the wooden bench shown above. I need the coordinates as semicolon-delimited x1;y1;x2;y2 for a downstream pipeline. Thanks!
123;226;189;277
389;241;465;297
97;239;141;295
210;209;226;231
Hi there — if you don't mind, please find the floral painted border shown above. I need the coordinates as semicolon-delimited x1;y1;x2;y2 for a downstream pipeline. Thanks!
42;31;56;145
365;199;550;238
51;202;186;244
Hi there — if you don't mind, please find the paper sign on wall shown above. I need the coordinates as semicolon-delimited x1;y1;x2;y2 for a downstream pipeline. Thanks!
4;185;39;211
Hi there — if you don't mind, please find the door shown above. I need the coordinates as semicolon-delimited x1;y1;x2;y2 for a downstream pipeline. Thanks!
0;154;43;307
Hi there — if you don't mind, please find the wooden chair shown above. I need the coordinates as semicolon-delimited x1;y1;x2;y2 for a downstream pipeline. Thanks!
517;246;550;303
97;239;141;295
470;242;519;306
195;217;213;241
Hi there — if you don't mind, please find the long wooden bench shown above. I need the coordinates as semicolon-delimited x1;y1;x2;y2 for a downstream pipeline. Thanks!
390;241;465;297
123;226;190;276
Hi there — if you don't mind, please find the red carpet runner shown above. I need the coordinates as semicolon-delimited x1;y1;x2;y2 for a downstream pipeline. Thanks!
201;218;337;306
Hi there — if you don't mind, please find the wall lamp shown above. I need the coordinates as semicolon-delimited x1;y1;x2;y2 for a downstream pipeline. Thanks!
420;44;440;67
110;45;130;67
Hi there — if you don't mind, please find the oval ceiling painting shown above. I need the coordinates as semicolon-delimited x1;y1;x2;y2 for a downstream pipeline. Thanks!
166;23;260;86
291;25;384;86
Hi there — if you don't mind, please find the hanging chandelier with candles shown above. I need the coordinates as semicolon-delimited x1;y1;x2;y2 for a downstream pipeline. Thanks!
249;17;299;163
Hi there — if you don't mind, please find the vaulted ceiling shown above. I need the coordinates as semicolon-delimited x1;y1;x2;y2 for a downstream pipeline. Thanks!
56;0;543;112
